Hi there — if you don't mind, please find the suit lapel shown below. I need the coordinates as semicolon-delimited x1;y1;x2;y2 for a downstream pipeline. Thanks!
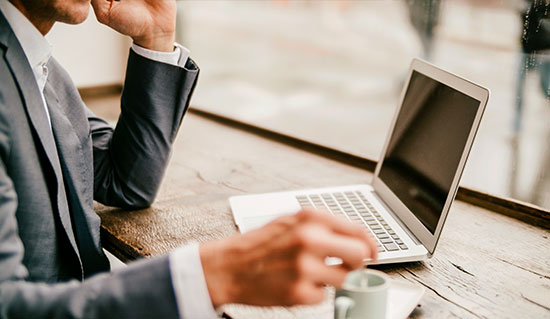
0;17;82;272
44;75;110;276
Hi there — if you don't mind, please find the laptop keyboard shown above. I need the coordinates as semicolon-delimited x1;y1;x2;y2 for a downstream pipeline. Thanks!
295;191;408;253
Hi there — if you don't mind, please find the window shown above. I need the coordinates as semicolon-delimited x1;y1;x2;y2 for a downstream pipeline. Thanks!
177;0;550;209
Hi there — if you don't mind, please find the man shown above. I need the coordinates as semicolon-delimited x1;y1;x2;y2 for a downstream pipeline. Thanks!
0;0;377;318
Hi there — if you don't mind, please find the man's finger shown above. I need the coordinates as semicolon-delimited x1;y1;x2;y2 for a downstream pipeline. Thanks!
298;210;378;261
90;0;108;11
289;281;326;305
90;0;110;22
299;254;350;288
298;225;371;269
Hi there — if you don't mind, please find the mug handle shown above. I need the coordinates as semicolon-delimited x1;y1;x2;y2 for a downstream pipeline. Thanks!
334;296;355;319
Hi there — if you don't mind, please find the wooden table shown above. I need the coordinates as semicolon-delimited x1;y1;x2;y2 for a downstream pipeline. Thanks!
94;108;550;319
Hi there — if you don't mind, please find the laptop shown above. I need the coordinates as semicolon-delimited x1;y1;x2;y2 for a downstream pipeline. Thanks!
229;59;489;264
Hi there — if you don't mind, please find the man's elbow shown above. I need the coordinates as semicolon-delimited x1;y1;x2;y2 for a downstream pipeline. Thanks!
97;186;158;210
121;195;155;210
120;186;159;209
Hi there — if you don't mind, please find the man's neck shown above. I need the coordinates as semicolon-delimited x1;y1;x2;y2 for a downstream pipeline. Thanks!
8;0;54;35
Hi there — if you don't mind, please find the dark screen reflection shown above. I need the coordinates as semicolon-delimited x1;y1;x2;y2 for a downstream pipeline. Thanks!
379;71;479;234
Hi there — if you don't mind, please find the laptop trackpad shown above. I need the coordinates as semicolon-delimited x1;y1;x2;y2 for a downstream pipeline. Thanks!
230;193;301;233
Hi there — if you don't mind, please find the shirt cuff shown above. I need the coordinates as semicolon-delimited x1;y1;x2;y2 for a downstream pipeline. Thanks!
169;242;218;319
131;42;190;68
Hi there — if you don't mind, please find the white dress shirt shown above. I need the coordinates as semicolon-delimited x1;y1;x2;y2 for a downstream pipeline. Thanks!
0;2;216;318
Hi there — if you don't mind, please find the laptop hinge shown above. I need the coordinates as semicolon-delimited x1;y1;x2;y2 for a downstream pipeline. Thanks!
371;191;423;246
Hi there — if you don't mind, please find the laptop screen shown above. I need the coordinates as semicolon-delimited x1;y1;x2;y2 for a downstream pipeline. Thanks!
378;70;479;234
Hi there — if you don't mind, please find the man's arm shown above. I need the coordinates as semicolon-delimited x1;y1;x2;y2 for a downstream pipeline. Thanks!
90;49;198;208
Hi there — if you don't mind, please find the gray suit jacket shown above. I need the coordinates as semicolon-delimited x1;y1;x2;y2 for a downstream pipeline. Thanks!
0;11;199;318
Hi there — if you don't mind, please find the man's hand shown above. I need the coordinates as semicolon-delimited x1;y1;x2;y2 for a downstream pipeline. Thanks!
200;210;378;307
91;0;176;52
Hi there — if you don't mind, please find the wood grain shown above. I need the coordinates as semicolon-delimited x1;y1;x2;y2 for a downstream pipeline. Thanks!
96;114;550;319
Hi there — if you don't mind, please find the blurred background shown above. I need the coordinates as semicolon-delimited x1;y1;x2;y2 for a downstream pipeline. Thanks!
48;0;549;210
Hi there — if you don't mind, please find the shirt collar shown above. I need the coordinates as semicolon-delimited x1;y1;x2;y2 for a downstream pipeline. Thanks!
0;0;52;70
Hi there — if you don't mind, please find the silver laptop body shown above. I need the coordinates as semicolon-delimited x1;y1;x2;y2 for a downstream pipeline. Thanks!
230;59;489;264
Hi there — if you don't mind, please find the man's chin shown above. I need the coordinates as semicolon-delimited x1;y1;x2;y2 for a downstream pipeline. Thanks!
56;3;90;25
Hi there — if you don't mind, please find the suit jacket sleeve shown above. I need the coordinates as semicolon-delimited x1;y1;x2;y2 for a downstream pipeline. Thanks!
91;49;199;208
0;108;180;319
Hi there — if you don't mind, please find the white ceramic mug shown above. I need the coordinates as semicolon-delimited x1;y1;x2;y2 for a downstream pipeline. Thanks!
334;269;390;319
